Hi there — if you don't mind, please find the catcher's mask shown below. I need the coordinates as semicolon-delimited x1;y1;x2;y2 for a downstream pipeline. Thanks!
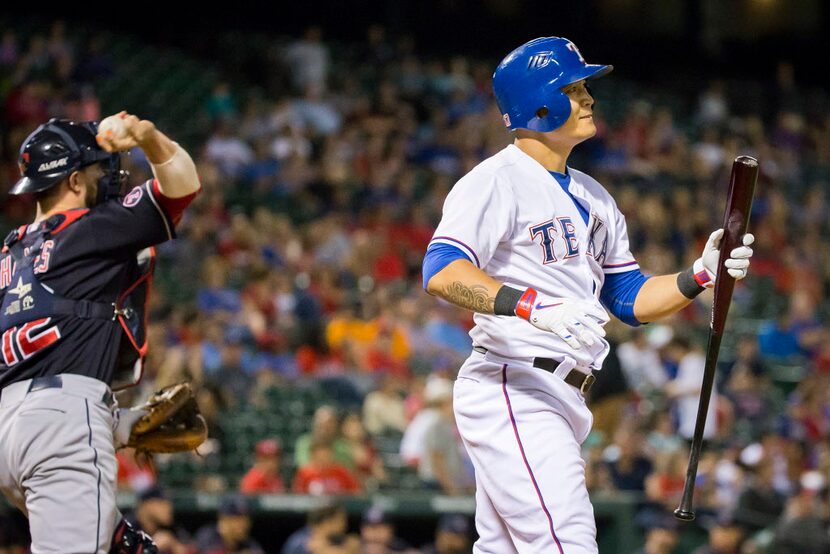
12;118;129;205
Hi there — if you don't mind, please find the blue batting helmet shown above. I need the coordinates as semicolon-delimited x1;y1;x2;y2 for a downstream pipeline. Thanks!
492;37;612;133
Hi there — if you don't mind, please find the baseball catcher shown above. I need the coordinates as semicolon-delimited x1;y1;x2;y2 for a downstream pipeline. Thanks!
0;113;201;553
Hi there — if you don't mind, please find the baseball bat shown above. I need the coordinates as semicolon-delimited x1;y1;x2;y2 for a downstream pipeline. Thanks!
674;156;759;522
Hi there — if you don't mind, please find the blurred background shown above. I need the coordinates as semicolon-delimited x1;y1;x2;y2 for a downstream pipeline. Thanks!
1;1;829;552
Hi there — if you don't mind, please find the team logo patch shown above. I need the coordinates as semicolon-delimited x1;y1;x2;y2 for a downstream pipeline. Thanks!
122;187;143;207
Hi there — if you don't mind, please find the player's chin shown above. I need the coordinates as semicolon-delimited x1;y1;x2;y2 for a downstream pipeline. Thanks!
573;123;597;143
579;117;596;132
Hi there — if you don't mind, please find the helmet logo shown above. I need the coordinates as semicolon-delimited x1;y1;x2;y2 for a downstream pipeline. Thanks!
565;42;586;64
37;157;68;173
503;113;511;127
19;153;29;175
527;51;555;70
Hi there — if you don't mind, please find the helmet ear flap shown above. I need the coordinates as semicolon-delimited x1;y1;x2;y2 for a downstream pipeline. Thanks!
536;107;549;119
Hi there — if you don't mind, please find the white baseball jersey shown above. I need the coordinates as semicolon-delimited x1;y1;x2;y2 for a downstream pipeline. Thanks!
429;144;638;369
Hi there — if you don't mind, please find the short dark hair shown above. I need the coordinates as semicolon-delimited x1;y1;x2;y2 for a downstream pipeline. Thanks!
307;502;345;526
34;177;67;204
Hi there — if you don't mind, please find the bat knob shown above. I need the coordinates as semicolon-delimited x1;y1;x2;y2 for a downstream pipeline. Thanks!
734;155;758;168
673;508;696;522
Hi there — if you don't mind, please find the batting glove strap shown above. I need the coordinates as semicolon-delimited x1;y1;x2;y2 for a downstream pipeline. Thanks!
514;288;537;320
692;257;715;288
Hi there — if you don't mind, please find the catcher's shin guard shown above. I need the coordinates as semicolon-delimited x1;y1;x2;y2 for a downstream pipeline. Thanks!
110;518;158;554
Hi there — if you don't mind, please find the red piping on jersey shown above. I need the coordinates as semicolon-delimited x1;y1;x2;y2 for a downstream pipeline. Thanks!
112;246;155;391
49;209;90;234
1;226;27;254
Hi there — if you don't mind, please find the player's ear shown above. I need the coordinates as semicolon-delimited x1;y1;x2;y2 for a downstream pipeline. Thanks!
66;170;84;194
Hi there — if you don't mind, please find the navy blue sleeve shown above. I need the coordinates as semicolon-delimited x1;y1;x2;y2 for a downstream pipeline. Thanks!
600;268;650;326
422;242;472;290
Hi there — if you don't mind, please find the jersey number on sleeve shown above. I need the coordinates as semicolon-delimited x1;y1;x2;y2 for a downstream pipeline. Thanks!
1;318;61;366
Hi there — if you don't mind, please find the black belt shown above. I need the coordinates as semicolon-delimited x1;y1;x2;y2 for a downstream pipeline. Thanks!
0;375;114;406
472;345;596;394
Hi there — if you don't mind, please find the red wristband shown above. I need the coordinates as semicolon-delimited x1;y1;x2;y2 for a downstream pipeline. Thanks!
515;288;537;320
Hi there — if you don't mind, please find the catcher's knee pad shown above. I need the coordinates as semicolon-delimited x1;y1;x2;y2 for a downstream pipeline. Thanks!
110;518;158;554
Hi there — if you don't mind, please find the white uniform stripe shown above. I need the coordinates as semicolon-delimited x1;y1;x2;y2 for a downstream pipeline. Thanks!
144;181;173;241
430;236;480;267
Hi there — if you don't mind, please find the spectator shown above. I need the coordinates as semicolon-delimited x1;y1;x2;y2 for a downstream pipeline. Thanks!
281;501;359;554
195;494;265;554
400;376;452;467
340;412;386;489
116;448;156;492
284;26;329;94
239;438;286;494
205;119;255;179
292;440;362;495
127;486;193;554
418;381;472;495
664;336;718;442
733;450;786;533
634;510;680;554
771;471;830;553
420;514;472;554
587;337;633;439
359;505;417;554
604;426;653;493
206;82;238;122
617;325;668;397
691;514;747;554
363;373;408;436
295;405;353;469
645;450;688;510
128;486;173;535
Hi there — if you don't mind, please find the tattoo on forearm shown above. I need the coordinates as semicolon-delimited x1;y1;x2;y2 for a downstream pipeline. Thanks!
442;282;495;314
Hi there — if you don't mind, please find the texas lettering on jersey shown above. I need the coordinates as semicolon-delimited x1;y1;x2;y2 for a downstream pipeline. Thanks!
529;213;609;266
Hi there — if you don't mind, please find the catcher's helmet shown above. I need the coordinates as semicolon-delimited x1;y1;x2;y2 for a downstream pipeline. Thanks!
12;118;125;204
492;37;612;133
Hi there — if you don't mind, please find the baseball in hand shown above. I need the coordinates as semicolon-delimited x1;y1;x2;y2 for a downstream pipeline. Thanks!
98;114;127;141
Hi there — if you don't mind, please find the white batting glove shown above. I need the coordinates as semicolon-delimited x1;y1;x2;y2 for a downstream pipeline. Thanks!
515;289;608;350
694;229;755;287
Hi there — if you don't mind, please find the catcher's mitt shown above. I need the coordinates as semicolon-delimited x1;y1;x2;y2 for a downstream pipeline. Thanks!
126;382;208;454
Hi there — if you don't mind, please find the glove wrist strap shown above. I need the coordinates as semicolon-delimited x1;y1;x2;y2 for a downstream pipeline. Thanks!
677;265;706;299
515;288;538;320
692;257;715;288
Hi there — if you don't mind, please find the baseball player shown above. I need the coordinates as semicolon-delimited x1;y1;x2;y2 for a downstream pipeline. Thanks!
422;37;754;553
0;113;200;552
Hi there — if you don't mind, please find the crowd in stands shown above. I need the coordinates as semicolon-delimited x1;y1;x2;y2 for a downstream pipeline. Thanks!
3;19;830;553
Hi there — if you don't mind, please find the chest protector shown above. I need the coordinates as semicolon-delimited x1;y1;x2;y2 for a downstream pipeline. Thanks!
0;218;154;390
